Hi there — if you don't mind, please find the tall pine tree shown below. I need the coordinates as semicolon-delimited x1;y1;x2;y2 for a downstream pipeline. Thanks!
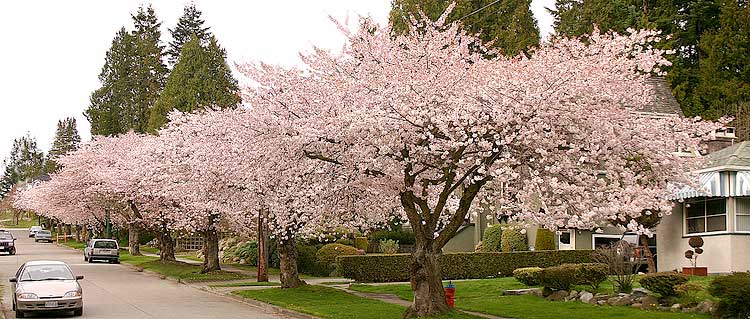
129;5;168;134
390;0;540;56
167;3;211;66
45;117;82;173
0;134;46;188
148;35;240;131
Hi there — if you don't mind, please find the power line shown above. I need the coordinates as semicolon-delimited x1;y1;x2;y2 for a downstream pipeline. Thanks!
458;0;504;21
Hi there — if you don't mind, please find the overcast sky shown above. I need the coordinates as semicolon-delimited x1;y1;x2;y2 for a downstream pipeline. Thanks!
0;0;555;167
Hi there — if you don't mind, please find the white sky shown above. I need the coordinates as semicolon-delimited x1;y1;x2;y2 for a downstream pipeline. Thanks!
0;0;555;167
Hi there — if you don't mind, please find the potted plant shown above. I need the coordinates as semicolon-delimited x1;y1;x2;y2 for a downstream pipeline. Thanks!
683;236;707;276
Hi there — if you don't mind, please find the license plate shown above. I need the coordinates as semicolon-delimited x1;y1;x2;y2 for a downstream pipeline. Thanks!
44;301;58;308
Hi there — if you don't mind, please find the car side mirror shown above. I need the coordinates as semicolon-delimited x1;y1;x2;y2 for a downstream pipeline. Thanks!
75;275;84;280
9;278;17;283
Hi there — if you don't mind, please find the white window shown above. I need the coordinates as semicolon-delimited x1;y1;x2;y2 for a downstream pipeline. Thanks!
685;197;727;234
558;230;575;250
736;197;750;232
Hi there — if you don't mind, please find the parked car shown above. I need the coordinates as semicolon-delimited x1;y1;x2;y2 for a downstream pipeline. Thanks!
83;239;119;263
28;226;43;238
34;230;53;243
10;260;83;317
0;232;16;255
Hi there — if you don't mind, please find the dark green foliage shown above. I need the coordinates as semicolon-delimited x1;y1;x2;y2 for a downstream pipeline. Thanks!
389;0;540;56
45;117;81;173
481;225;503;252
222;241;259;265
335;238;354;246
1;134;46;195
354;237;369;251
513;267;543;286
368;229;416;245
501;226;528;252
316;244;358;276
167;3;211;65
296;244;325;276
708;272;750;318
575;263;609;291
338;250;594;282
539;264;579;290
639;272;689;297
534;229;556;251
147;36;240;131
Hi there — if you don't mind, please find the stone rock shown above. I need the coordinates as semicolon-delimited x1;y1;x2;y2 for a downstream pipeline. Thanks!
695;300;715;314
569;290;578;299
671;304;682;312
631;288;649;299
631;303;642;308
502;288;543;296
608;296;633;306
597;300;606;305
547;290;569;301
640;296;659;310
579;292;594;304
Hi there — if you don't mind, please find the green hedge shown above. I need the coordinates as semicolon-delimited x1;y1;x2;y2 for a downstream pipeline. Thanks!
480;225;503;252
338;250;594;282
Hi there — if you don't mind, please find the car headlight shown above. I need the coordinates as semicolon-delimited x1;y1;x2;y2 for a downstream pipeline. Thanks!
8;242;13;246
17;293;38;300
64;291;82;298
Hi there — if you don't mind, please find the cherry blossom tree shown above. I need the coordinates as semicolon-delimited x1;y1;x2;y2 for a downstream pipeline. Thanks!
240;8;722;316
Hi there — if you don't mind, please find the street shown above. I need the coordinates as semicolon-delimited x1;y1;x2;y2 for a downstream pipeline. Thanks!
0;229;284;319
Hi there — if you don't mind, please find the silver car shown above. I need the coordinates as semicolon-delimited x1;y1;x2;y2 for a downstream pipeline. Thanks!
84;239;120;263
10;260;83;317
34;230;53;243
28;226;42;238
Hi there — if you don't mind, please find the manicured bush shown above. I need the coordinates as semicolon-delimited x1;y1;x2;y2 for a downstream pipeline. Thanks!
575;263;608;291
296;244;324;276
338;250;594;282
336;238;354;246
708;272;750;318
222;241;258;265
534;229;556;251
354;237;369;251
369;229;416;245
501;226;528;252
513;267;543;286
539;264;579;290
316;243;358;276
379;239;400;254
639;272;689;297
481;225;503;252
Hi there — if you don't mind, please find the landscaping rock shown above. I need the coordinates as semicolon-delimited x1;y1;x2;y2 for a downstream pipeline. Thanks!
640;296;659;310
597;300;606;306
547;290;569;301
569;290;578;299
631;288;649;299
608;296;633;306
579;292;594;304
631;303;642;308
670;304;682;312
502;288;542;296
695;300;715;314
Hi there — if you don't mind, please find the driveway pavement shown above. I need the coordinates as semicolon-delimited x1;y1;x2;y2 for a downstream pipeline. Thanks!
0;229;286;319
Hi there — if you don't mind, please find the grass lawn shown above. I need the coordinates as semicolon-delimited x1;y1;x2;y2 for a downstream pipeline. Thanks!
0;211;39;229
119;251;249;282
233;285;480;319
60;240;87;250
209;281;281;287
350;277;711;319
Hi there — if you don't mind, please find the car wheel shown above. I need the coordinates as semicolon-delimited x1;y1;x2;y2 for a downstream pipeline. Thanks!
72;307;83;316
84;255;88;261
15;309;24;318
34;239;38;242
88;257;94;263
114;259;120;264
10;248;16;255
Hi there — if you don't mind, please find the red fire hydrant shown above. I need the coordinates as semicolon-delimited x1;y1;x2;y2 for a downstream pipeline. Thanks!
444;281;455;308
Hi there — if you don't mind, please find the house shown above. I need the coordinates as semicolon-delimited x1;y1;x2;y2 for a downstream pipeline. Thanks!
657;141;750;273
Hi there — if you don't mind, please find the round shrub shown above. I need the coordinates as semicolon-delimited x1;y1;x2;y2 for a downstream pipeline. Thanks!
501;227;528;252
513;267;543;286
639;272;689;297
480;225;503;252
355;237;369;251
534;229;555;251
316;243;358;275
539;264;578;290
221;240;258;265
708;272;750;318
576;263;608;291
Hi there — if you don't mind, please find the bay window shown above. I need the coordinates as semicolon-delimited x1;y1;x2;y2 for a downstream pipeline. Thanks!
736;197;750;232
685;197;727;234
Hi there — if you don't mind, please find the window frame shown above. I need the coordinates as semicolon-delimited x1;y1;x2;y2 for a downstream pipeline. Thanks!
735;197;750;233
683;197;729;236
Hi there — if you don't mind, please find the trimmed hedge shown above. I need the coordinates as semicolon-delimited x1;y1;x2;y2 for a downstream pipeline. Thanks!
481;225;503;252
708;272;750;318
639;272;689;297
369;229;416;245
513;267;543;286
539;264;579;290
317;244;358;276
534;229;556;251
501;227;528;252
338;250;594;282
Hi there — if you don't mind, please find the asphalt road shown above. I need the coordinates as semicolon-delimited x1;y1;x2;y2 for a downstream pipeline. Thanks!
0;229;285;319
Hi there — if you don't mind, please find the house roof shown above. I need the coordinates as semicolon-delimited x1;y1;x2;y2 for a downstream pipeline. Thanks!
706;141;750;168
630;78;684;117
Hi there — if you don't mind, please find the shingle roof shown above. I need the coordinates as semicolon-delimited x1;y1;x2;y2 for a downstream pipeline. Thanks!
706;141;750;168
632;77;684;116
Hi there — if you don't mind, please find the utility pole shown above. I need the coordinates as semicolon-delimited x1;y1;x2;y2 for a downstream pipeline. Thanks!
257;208;270;282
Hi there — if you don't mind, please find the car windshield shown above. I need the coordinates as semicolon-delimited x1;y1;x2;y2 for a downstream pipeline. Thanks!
30;226;42;231
93;241;117;249
37;231;51;235
19;264;74;281
0;234;13;240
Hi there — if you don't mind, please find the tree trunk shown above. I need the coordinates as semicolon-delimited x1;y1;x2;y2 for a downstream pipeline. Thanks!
75;225;81;242
201;227;221;273
257;210;269;282
404;240;449;318
158;230;176;262
639;234;656;273
277;238;304;288
128;223;142;256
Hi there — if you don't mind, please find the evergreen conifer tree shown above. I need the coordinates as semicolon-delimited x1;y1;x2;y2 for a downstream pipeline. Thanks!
167;3;211;65
46;117;82;173
129;5;168;134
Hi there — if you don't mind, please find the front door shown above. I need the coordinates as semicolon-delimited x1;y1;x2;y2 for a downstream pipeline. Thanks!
558;229;575;250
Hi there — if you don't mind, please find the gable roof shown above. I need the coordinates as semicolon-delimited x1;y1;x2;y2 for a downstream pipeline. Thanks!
634;77;684;116
706;141;750;168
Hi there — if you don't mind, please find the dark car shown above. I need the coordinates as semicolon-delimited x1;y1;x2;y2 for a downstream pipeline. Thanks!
0;232;17;255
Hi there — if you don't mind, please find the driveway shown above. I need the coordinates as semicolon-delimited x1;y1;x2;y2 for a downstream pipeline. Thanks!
0;229;286;319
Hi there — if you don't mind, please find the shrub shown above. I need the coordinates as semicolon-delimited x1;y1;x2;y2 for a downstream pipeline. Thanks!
534;229;555;251
336;238;354;246
513;267;543;286
639;272;689;297
369;229;416;245
379;239;400;254
221;241;258;265
539;264;579;290
593;240;639;292
316;243;358;276
501;227;528;252
708;272;750;319
338;250;594;282
354;237;369;251
296;244;323;276
675;282;703;306
481;225;503;252
576;263;608;291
